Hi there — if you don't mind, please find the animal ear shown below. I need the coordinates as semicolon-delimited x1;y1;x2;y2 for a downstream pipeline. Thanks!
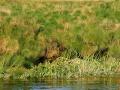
93;47;109;59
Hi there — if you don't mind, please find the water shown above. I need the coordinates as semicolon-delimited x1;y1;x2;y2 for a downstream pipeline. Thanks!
0;77;120;90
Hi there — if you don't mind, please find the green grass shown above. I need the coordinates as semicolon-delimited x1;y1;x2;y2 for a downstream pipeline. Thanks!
0;57;119;80
0;0;120;80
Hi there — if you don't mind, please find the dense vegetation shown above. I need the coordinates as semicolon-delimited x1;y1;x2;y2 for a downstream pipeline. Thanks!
0;0;120;80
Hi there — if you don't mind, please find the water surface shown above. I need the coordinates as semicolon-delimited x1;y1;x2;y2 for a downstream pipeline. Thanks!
0;77;120;90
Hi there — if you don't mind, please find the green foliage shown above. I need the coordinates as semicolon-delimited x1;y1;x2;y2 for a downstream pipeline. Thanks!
1;57;120;80
0;0;120;80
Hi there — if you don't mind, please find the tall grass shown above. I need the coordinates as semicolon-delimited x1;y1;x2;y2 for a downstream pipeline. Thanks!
0;57;119;80
0;0;120;80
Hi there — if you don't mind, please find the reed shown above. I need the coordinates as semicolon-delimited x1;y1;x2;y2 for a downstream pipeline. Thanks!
0;0;120;80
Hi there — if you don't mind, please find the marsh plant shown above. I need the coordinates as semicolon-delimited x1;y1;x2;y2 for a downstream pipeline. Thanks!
0;0;120;80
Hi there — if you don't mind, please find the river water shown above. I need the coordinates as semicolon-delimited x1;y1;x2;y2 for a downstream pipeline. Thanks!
0;77;120;90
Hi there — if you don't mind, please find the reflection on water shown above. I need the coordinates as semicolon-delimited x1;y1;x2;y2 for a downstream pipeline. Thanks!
0;77;120;90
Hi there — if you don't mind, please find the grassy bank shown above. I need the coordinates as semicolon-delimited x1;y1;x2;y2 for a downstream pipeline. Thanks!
0;0;120;80
0;57;120;80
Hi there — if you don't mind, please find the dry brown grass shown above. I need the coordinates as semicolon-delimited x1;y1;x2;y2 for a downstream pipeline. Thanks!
0;37;19;55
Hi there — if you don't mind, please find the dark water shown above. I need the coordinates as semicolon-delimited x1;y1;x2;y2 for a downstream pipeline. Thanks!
0;77;120;90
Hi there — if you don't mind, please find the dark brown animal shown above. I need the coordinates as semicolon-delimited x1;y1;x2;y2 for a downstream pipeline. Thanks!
93;47;109;59
34;40;66;65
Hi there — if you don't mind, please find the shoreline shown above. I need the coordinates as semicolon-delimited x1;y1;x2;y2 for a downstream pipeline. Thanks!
0;57;120;80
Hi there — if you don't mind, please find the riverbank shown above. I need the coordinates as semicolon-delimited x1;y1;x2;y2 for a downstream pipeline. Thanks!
0;57;119;80
0;0;120;80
